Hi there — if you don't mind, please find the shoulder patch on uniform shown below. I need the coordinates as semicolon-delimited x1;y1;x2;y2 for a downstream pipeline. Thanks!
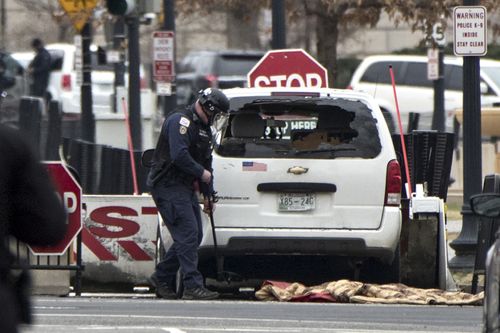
179;117;190;127
179;126;187;134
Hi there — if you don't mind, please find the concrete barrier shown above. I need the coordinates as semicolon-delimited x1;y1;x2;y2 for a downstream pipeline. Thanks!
448;140;499;204
81;195;158;285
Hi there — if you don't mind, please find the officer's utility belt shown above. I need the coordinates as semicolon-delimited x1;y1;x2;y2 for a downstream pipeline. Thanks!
165;167;195;187
148;160;171;186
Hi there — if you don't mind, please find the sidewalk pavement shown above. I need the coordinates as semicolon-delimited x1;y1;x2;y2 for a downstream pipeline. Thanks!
447;219;462;261
447;219;462;235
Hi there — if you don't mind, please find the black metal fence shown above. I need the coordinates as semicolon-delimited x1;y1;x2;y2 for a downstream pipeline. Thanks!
392;131;455;201
8;96;152;294
10;234;84;296
15;96;150;195
62;138;149;195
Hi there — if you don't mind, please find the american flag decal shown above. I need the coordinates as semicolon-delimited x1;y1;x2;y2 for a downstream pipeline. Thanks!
242;161;267;172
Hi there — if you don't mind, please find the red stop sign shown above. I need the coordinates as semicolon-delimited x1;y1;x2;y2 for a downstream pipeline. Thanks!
247;49;328;88
29;162;82;255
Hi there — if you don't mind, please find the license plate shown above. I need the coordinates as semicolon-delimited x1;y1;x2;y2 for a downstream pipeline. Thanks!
278;193;316;211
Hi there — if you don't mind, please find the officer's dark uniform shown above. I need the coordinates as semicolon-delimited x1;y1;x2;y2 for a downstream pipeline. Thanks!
148;104;213;291
29;40;51;99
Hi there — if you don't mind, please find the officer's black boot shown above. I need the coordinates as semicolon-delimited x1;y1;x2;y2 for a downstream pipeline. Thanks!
149;272;177;299
182;286;219;300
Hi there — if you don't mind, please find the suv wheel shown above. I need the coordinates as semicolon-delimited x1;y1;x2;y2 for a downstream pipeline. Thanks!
361;247;400;284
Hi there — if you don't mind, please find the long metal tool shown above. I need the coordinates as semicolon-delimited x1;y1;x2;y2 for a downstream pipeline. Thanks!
206;196;241;282
206;197;223;280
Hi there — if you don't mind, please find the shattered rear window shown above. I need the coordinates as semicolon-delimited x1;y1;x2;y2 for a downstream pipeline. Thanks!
215;95;382;159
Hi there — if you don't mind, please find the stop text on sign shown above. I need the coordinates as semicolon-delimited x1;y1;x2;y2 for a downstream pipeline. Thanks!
57;191;78;214
253;73;324;88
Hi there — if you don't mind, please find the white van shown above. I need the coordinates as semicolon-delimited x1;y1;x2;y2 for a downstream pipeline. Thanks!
349;55;500;133
160;87;402;285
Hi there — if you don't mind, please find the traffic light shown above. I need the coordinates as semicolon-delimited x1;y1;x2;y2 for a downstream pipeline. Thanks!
106;0;136;16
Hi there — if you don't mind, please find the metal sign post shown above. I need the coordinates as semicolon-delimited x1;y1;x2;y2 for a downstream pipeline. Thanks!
449;3;486;270
74;35;82;87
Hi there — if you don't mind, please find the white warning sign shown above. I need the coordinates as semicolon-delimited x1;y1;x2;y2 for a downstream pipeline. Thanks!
453;6;487;56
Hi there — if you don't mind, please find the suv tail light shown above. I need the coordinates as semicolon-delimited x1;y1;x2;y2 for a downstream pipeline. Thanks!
205;74;218;87
346;85;353;90
140;76;148;89
61;74;71;91
385;159;402;206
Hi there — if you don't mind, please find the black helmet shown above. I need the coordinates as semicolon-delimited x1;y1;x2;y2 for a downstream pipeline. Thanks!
198;88;230;116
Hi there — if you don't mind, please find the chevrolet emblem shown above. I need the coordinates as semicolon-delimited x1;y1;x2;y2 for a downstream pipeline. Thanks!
287;166;309;175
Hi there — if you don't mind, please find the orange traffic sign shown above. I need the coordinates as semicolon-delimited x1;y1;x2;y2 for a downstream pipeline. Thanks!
58;0;97;32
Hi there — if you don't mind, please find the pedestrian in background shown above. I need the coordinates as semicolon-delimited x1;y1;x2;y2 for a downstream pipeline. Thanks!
147;88;229;300
27;38;51;100
0;124;67;332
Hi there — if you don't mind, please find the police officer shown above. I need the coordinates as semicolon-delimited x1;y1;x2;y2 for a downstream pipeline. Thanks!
28;38;51;100
148;88;229;300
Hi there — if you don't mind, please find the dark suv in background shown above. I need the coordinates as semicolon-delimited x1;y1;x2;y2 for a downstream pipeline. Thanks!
176;50;265;105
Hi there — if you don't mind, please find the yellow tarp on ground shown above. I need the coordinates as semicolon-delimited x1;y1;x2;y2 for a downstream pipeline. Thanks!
255;280;483;305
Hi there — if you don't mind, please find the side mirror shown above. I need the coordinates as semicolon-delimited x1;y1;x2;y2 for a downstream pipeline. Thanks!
141;149;155;168
470;193;500;218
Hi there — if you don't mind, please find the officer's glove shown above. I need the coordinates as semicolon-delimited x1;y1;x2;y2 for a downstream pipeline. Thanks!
203;196;216;214
201;169;212;184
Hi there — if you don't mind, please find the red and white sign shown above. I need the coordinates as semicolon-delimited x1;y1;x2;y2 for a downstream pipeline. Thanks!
153;30;175;82
80;195;159;283
247;49;328;88
453;6;487;56
82;196;158;262
29;162;82;255
427;48;439;81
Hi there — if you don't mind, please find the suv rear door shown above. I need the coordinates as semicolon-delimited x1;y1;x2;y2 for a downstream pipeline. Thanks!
213;93;394;230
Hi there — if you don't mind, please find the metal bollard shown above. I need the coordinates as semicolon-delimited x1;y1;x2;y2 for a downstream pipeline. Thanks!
45;100;62;160
19;96;44;155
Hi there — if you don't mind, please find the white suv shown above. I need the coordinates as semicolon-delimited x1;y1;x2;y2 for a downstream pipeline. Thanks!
160;87;402;285
349;55;500;133
45;43;148;114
